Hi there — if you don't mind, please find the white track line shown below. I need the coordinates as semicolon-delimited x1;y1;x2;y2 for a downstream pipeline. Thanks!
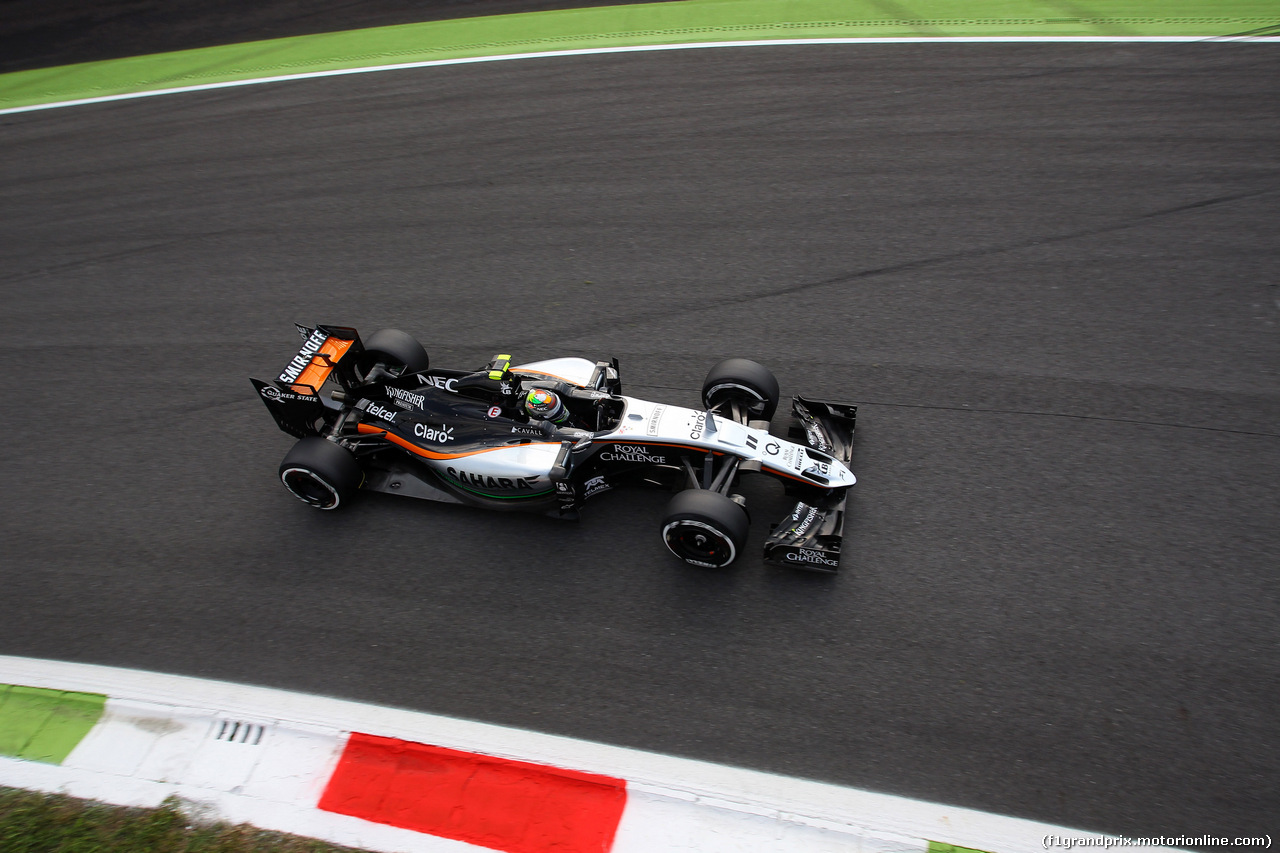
2;36;1277;117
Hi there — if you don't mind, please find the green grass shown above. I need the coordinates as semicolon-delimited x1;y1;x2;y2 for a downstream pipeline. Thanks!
0;788;366;853
2;0;1278;112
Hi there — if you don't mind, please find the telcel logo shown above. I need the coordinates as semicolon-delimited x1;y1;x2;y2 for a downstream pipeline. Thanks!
366;403;397;422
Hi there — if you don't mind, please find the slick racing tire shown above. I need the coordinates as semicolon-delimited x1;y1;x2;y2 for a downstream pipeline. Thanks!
661;490;750;568
358;328;430;381
279;437;363;510
702;358;780;421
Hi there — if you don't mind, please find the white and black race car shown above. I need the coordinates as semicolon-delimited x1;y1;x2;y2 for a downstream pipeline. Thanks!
252;325;857;571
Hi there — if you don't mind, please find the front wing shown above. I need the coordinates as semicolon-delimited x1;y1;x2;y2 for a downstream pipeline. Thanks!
763;396;857;572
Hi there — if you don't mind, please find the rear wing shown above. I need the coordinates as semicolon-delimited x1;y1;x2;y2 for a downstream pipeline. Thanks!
251;324;362;438
763;396;857;572
276;324;362;394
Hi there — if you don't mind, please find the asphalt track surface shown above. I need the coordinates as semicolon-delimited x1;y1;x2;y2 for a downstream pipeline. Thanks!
2;38;1279;842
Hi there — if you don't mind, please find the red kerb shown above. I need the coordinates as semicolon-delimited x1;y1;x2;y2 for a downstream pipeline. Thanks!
319;733;628;853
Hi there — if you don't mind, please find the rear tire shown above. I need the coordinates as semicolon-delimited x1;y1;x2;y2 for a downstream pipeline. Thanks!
279;437;362;510
661;490;750;568
358;329;429;380
702;358;780;421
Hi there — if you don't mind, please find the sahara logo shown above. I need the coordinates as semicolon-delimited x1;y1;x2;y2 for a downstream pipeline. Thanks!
445;467;541;492
278;328;329;383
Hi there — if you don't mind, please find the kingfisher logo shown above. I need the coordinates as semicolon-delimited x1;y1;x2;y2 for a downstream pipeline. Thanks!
791;505;820;536
386;387;426;408
804;421;830;452
278;329;329;383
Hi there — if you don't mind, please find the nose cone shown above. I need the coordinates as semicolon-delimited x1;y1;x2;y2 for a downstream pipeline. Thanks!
832;462;857;487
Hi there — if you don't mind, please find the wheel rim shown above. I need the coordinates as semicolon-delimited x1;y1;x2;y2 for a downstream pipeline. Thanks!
705;382;768;415
662;519;737;568
281;467;341;509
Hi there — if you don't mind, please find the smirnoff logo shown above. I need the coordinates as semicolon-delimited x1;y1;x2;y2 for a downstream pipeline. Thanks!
646;405;665;436
278;329;329;383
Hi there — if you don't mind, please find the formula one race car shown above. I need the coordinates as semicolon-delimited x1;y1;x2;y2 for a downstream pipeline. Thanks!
252;325;858;571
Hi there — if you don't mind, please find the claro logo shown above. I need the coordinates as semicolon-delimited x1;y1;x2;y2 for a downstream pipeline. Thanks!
413;423;454;443
688;412;706;440
785;548;838;567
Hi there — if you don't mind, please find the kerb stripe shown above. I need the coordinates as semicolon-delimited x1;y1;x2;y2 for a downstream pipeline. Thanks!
319;732;627;853
0;684;106;765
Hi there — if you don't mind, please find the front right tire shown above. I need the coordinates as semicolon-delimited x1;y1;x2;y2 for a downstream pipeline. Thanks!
279;437;363;510
661;489;750;568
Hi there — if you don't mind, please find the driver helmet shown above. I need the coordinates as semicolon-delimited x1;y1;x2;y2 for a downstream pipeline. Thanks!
525;388;568;424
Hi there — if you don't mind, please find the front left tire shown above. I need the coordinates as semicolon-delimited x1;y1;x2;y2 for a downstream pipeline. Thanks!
357;328;430;382
701;357;780;421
